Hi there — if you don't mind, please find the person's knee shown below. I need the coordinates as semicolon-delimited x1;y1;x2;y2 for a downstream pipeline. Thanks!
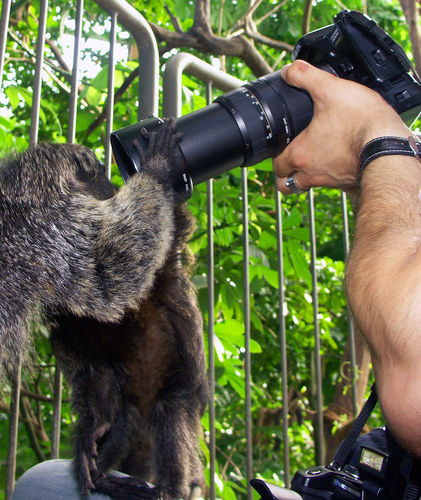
11;459;113;499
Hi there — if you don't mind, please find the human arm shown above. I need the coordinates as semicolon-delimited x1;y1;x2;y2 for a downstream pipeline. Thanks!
273;60;421;456
346;156;421;456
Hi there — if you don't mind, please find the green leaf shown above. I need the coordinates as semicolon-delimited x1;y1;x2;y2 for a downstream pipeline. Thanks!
286;240;312;288
5;86;21;109
284;227;310;241
214;319;244;341
85;86;104;107
282;206;302;230
261;266;279;289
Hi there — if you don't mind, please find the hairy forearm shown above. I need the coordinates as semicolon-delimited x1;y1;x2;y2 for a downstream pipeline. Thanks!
346;155;421;347
345;154;421;455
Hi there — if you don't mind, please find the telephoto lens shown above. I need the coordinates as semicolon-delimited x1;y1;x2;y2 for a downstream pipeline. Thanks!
110;71;313;204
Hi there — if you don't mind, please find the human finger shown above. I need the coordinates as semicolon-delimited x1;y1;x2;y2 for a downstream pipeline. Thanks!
272;126;310;179
276;172;309;195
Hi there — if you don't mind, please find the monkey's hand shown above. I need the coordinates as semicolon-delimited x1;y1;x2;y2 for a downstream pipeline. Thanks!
134;118;182;190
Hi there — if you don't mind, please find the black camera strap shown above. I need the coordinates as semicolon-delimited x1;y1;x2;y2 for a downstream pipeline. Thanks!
330;384;421;500
402;457;421;500
344;10;421;86
330;384;378;470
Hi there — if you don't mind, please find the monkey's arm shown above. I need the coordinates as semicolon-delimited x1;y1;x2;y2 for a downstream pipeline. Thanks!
91;172;175;320
64;121;179;322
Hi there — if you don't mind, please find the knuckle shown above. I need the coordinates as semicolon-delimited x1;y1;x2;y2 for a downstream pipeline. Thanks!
286;60;311;83
288;147;307;169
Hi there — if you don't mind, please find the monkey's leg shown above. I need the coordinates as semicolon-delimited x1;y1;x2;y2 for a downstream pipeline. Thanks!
149;399;205;500
55;359;134;494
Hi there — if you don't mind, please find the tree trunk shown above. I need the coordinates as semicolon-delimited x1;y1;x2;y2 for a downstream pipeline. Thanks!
323;325;372;463
399;0;421;75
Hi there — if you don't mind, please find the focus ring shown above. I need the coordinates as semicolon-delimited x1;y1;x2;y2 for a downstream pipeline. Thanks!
216;89;270;166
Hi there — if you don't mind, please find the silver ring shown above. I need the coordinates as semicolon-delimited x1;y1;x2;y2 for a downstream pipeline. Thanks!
285;174;308;194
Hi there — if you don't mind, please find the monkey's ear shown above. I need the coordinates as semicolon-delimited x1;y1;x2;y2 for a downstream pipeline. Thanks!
60;144;116;200
67;144;102;177
71;169;117;200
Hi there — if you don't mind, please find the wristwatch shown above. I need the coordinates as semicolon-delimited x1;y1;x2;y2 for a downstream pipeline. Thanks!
359;136;421;181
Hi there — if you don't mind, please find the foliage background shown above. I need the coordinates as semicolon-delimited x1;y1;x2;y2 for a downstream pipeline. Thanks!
0;0;419;498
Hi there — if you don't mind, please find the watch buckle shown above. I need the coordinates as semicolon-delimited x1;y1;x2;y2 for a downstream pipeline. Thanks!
408;135;421;162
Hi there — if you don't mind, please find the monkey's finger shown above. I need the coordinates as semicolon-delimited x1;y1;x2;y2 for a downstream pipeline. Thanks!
89;457;98;473
80;453;96;492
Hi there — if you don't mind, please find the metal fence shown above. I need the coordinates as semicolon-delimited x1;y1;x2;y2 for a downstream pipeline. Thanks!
0;1;358;499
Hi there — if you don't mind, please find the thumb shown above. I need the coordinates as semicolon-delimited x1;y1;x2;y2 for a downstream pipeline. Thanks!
281;60;335;97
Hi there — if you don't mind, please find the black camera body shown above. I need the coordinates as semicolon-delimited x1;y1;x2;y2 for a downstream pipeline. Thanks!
111;10;421;202
293;10;421;125
251;424;416;499
291;465;366;499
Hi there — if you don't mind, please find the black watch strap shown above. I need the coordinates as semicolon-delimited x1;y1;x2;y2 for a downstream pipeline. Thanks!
359;136;421;181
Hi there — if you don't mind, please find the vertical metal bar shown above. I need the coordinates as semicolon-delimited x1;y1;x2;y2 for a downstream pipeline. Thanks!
242;167;253;499
105;12;117;179
207;178;216;500
51;369;63;459
5;354;22;500
29;0;48;146
92;0;159;119
341;192;358;415
206;82;216;500
308;189;324;463
0;0;12;88
275;187;290;486
51;0;84;457
67;0;84;144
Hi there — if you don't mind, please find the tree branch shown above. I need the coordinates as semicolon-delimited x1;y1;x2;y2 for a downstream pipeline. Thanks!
45;37;72;74
399;0;421;74
20;396;47;462
164;4;183;33
244;23;294;53
302;0;313;35
193;0;212;36
254;0;289;27
218;0;226;37
149;20;271;76
243;0;265;24
85;66;139;137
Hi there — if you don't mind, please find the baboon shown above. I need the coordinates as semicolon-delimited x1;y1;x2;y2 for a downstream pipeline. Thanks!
0;122;207;498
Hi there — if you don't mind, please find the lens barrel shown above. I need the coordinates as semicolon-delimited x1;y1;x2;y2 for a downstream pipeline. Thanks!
110;72;313;203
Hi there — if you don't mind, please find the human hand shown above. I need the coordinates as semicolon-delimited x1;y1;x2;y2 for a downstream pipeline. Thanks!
272;60;410;194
